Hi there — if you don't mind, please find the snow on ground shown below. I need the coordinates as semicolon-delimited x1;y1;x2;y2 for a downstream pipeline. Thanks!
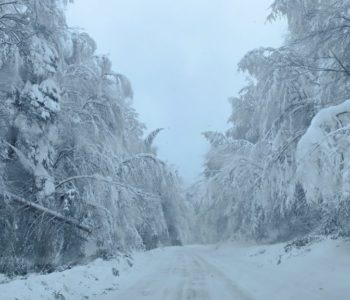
0;238;349;300
0;255;132;300
200;238;350;300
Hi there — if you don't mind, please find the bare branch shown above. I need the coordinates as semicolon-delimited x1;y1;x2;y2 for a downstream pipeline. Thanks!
330;50;350;77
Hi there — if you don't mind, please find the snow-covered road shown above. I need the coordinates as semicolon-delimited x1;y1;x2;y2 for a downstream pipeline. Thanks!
1;239;349;300
102;246;251;300
100;240;350;300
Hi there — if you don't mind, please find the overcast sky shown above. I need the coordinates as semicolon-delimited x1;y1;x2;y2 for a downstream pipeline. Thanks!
66;0;286;184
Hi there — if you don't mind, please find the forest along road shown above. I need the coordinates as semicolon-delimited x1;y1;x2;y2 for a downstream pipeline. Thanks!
98;246;253;300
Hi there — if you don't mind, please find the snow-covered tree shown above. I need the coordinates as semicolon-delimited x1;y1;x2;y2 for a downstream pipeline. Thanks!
0;0;190;275
194;0;350;243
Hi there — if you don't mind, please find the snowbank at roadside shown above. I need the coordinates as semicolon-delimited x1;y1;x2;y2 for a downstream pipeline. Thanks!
200;237;350;300
0;255;133;300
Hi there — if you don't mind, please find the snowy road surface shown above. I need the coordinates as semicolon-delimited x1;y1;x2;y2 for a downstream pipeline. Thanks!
99;240;350;300
1;239;349;299
102;246;252;300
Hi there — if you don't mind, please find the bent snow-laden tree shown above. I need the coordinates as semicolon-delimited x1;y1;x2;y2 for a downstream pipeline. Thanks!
0;0;189;275
193;0;350;243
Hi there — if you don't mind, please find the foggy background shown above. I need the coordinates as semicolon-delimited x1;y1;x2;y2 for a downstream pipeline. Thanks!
66;0;286;183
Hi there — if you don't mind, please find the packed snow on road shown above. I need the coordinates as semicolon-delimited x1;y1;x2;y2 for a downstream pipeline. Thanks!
0;238;349;300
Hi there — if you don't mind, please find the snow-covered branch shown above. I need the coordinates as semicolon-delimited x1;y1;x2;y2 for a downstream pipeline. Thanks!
7;194;92;234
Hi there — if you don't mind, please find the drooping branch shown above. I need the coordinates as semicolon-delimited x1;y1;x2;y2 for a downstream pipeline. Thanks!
300;124;350;161
119;153;165;167
0;1;18;7
55;174;157;198
7;194;92;234
330;50;350;77
56;174;129;190
269;130;306;164
145;128;164;149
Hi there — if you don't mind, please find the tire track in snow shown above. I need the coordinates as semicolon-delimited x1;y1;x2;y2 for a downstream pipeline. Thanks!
192;253;253;300
99;247;253;300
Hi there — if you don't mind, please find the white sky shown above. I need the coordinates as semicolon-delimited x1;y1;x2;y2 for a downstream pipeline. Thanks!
66;0;286;184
